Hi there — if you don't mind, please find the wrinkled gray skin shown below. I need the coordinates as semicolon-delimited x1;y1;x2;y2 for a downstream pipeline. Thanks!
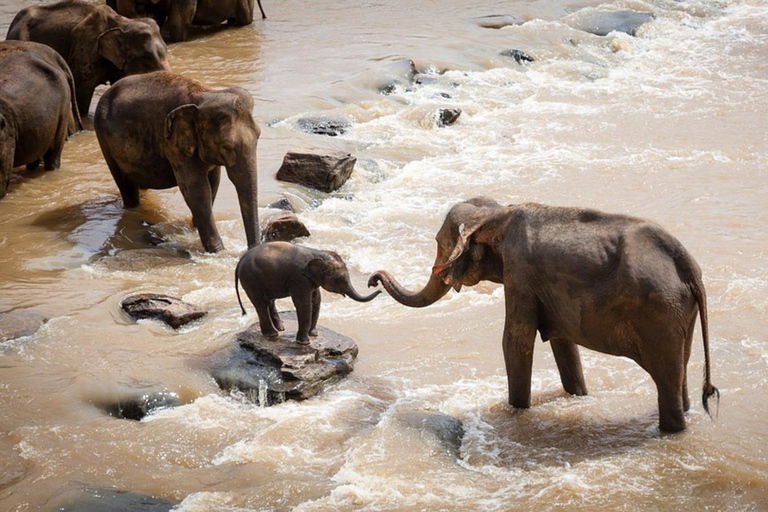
0;41;83;136
0;52;74;199
236;242;381;343
369;197;719;432
6;0;169;115
94;71;260;253
107;0;266;43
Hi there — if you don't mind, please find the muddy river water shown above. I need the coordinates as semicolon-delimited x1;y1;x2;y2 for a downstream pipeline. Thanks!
1;0;767;510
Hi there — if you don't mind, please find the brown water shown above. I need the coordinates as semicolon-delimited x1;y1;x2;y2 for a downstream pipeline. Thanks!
2;0;768;510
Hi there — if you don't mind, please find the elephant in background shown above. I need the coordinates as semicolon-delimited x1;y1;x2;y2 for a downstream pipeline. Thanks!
369;197;719;432
94;71;260;253
0;52;74;199
0;41;83;136
6;0;170;115
106;0;266;43
236;242;381;343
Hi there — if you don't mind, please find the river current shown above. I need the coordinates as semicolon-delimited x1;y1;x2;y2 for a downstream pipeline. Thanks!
1;0;767;510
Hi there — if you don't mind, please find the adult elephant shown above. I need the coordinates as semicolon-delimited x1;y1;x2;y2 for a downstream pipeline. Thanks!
94;71;260;253
368;197;719;433
106;0;266;42
6;0;169;115
0;52;74;199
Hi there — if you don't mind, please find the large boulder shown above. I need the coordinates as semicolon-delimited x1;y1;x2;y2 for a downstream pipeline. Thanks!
120;294;207;329
276;149;357;193
565;10;655;36
0;310;47;342
262;211;310;243
210;316;358;406
396;410;465;459
94;388;181;421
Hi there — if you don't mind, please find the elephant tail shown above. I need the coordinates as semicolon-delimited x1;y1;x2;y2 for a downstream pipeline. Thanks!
235;259;246;316
693;278;719;418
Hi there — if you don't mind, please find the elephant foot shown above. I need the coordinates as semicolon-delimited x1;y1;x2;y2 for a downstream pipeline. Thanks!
26;160;41;171
261;329;279;340
309;328;318;337
295;337;311;345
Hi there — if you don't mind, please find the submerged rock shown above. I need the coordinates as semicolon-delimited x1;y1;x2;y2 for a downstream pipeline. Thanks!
501;49;535;64
297;117;351;137
566;10;655;37
210;316;358;406
120;293;207;329
96;388;181;421
379;59;419;95
472;14;525;29
276;148;357;193
266;197;296;212
0;310;47;342
262;211;311;243
436;108;462;127
396;410;465;458
51;487;176;511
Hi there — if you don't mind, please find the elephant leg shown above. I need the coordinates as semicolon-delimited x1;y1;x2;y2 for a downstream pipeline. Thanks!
26;160;41;171
642;337;686;432
502;299;538;409
43;115;68;171
103;154;140;208
174;163;224;252
550;338;588;396
254;299;278;338
209;166;221;207
309;288;321;337
268;300;284;332
682;314;696;412
233;0;255;25
167;0;196;42
290;287;313;344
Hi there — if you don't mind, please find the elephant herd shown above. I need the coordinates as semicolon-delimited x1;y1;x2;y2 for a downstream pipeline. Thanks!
0;1;718;433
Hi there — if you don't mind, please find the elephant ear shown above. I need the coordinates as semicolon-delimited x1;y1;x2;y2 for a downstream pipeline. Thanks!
303;258;328;288
432;223;480;291
165;104;200;157
97;27;126;70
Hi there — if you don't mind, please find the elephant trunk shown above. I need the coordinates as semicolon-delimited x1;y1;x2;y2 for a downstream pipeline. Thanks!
368;270;451;308
343;282;381;303
226;150;260;248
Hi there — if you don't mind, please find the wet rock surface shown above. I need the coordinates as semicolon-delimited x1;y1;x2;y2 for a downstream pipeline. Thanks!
297;117;351;137
436;108;462;127
501;49;535;64
262;211;311;243
210;315;358;406
120;294;207;329
51;487;176;511
378;59;419;95
396;410;465;459
276;148;357;193
566;10;655;37
0;310;47;342
267;197;296;212
96;388;181;421
472;14;525;29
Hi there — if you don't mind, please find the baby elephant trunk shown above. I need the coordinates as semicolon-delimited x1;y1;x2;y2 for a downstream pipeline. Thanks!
344;283;381;303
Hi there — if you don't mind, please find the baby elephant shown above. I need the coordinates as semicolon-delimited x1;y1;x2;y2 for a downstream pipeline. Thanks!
235;242;381;344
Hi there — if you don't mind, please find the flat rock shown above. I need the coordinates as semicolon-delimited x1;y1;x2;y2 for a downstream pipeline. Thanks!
50;487;176;511
210;316;358;406
396;410;465;458
276;148;357;193
297;117;351;137
120;293;207;329
0;310;47;342
472;14;525;29
262;211;310;243
565;10;655;37
94;388;181;421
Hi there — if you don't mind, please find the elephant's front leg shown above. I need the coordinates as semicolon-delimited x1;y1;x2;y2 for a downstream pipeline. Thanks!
290;284;314;344
209;166;221;207
502;297;538;409
174;161;224;252
550;338;588;396
309;288;321;337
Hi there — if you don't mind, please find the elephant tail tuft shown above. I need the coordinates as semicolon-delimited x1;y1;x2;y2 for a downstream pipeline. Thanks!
693;278;720;418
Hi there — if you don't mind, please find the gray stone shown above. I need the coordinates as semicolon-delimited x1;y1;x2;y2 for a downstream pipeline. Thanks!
472;14;525;29
262;211;310;243
437;108;462;127
51;487;176;511
566;10;655;37
96;388;181;421
501;49;535;64
379;59;419;95
397;411;465;458
210;316;358;406
276;149;357;193
0;310;47;342
120;293;207;329
267;197;295;212
297;117;351;137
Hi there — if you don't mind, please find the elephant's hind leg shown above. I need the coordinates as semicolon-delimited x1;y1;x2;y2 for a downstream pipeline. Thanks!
103;153;140;208
43;114;68;171
550;338;588;396
268;300;284;332
642;334;687;433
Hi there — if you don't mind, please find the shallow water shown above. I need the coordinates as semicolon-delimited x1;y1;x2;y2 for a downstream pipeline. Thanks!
1;0;767;510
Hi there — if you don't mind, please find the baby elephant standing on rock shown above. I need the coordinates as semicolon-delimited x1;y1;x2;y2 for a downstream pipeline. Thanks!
235;242;381;344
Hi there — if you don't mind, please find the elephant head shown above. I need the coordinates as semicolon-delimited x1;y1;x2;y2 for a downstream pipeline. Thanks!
95;18;169;76
369;197;509;307
164;89;261;248
305;251;382;302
